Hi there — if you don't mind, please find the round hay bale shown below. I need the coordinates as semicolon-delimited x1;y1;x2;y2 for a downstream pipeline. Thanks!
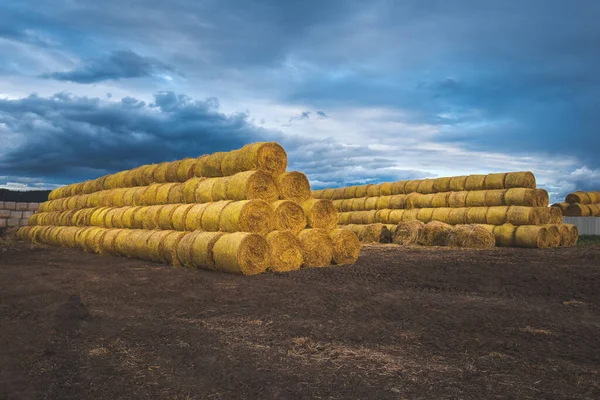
157;204;179;230
176;231;224;270
176;158;197;182
566;224;579;246
448;191;468;208
332;199;343;211
266;231;304;272
549;206;563;223
393;220;424;245
123;170;137;187
271;200;306;233
224;142;287;177
90;208;108;227
113;229;134;255
391;180;407;195
415;194;435;208
321;189;335;200
66;196;78;211
329;229;360;265
557;224;571;246
387;210;404;224
302;199;337;230
122;229;151;258
514;225;549;248
332;188;346;200
131;187;148;206
588;192;600;203
349;212;365;224
225;170;278;202
492;224;516;247
466;207;488;224
156;183;179;204
201;152;227;177
365;224;392;243
535;189;550;207
465;175;486;191
355;185;370;198
375;209;392;224
192;155;209;177
158;231;188;265
564;203;590;217
446;225;495;249
182;177;204;203
275;172;311;203
388;195;407;210
486;206;509;225
484;190;506;207
448;176;468;192
142;205;163;230
112;208;129;228
366;184;381;197
351;198;367;211
138;164;158;186
542;224;561;248
432;192;450;208
201;201;233;231
379;182;393;196
431;208;452;224
401;208;419;222
142;184;161;206
99;229;122;255
120;207;140;229
131;207;148;229
212;232;270;275
170;204;194;231
418;221;452;246
417;179;435;194
483;173;507;190
365;197;379;210
211;176;230;201
129;167;144;187
167;183;184;204
220;200;274;234
123;188;137;206
504;188;537;206
165;160;182;182
376;196;392;210
337;212;351;225
184;203;209;231
195;179;217;203
141;230;173;262
506;206;540;225
465;191;486;207
104;209;119;228
446;208;467;225
505;171;536;189
433;177;451;193
417;208;434;223
297;229;334;266
589;204;600;216
405;192;421;209
362;210;378;224
343;186;357;199
404;180;420;194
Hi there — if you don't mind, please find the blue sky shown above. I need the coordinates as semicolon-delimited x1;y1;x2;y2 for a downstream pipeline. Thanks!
1;0;599;202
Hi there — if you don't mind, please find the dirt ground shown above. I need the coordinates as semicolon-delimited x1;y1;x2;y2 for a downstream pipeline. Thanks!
1;240;599;400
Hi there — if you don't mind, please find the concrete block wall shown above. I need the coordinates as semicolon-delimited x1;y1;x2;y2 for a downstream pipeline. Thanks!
0;201;39;228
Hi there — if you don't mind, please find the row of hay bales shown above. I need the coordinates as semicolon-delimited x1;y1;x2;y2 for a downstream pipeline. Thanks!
319;171;577;248
20;142;360;274
552;191;600;217
17;225;359;275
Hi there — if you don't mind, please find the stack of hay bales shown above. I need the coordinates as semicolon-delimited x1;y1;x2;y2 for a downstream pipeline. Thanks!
18;143;360;275
554;191;600;217
314;171;577;248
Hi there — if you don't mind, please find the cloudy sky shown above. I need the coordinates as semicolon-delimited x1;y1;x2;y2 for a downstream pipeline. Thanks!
1;0;599;202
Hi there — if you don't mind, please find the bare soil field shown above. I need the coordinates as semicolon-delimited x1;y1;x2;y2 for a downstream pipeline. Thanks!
1;240;599;400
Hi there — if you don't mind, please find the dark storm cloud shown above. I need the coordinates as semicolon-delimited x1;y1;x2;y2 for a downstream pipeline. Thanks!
43;50;174;83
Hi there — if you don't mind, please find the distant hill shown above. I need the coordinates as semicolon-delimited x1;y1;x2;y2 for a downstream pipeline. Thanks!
0;189;51;203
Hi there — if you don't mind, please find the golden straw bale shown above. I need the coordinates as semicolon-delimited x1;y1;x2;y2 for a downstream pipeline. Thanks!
418;221;453;246
417;208;434;223
158;231;188;265
389;195;408;210
275;172;311;203
122;170;137;188
108;190;125;207
492;224;516;247
393;220;425;245
432;192;450;208
535;207;550;224
351;198;366;211
564;203;590;217
376;196;392;210
201;152;227;177
222;142;287;177
362;210;378;224
321;189;335;200
220;200;274;234
484;190;506;207
588;192;600;203
431;208;452;224
123;188;137;206
486;206;509;225
138;164;158;186
156;204;179;230
104;209;119;228
466;207;488;224
328;229;360;265
142;184;161;205
66;196;78;210
122;229;151;259
504;171;536;189
152;162;170;183
380;182;393;196
446;225;495;249
401;208;419;222
141;230;173;262
120;207;140;229
404;180;420;194
448;208;469;225
195;178;217;203
587;204;600;216
549;206;563;223
266;231;304;272
131;207;148;229
212;232;270;275
331;199;343;211
339;199;353;214
166;183;184;204
355;185;370;198
465;175;486;191
338;212;351;225
514;225;549;248
142;205;163;230
449;176;468;192
332;187;346;200
343;186;357;199
176;231;224;270
271;200;306;233
156;183;179;204
433;177;451;193
200;201;232;231
542;224;561;248
176;158;197;182
448;191;468;208
99;229;122;255
211;176;230;201
566;224;579;246
349;212;365;224
375;209;392;224
225;170;278;202
165;160;182;182
129;167;144;187
415;193;435;208
387;210;405;224
417;179;435;194
405;192;421;209
465;191;486;207
90;208;108;227
506;206;540;225
131;187;147;206
367;184;381;197
302;199;337;230
391;180;407;195
365;197;379;210
483;173;507;190
535;189;550;207
504;188;537;206
112;208;128;228
113;229;133;255
192;155;209;178
351;224;391;244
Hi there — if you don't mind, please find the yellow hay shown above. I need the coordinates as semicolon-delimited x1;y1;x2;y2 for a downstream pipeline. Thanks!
514;225;549;248
542;224;561;248
393;220;425;245
486;206;509;225
362;210;378;224
465;191;486;207
142;205;163;230
196;178;217;202
589;192;600;203
415;194;435;208
105;209;120;228
343;186;357;199
169;204;194;231
275;171;311;203
490;224;515;247
432;192;450;208
446;225;495;249
157;204;179;230
141;184;161;206
182;177;204;203
141;230;172;262
201;152;227;177
348;212;366;224
226;170;278;202
365;197;379;210
387;210;405;224
566;191;589;204
351;197;367;211
328;229;360;265
417;208;434;223
212;232;270;275
200;201;232;231
391;180;407;195
99;229;122;255
564;203;590;217
433;177;451;193
465;175;486;191
337;212;351;225
129;187;146;206
404;180;420;194
374;210;390;224
167;183;184;204
332;199;343;211
466;207;488;224
222;142;288;177
376;196;392;210
588;204;600;217
484;173;507;190
220;200;274;234
152;162;170;183
448;191;468;208
366;184;381;197
484;190;506;207
448;176;468;192
211;176;230;201
342;224;391;244
192;155;209;177
113;229;133;255
271;200;307;233
321;189;335;200
302;199;337;230
417;179;435;194
158;231;188;265
355;185;369;198
547;207;562;224
176;158;198;182
565;224;579;246
266;231;304;272
120;207;140;229
122;188;136;206
405;192;421;209
387;194;406;209
448;208;469;225
155;183;179;204
380;182;393;196
504;171;536;189
504;188;537;207
332;188;346;200
112;208;128;229
535;189;550;207
431;208;452;224
165;160;182;182
401;208;419;222
131;207;148;229
176;231;224;270
418;221;453;246
506;206;540;225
